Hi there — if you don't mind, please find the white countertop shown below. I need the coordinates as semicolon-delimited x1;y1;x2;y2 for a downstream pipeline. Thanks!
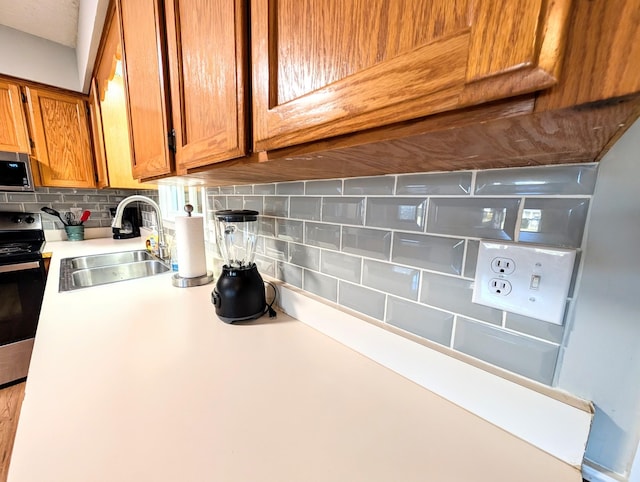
8;237;582;482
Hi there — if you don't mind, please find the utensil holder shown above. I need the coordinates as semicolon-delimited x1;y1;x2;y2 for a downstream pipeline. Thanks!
65;225;85;241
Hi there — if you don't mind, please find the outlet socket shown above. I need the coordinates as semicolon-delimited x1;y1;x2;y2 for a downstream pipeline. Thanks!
489;278;512;295
472;241;576;325
491;257;516;275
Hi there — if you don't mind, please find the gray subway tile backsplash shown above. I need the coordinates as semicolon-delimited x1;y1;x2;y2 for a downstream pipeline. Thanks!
290;197;321;220
204;163;595;386
243;196;263;213
386;296;454;346
321;250;362;283
342;226;392;260
276;181;305;195
463;240;480;279
427;197;520;240
3;187;140;231
420;271;503;325
305;222;341;249
322;197;364;225
397;172;472;195
288;243;320;270
454;317;559;384
392;232;464;275
304;270;338;302
234;185;253;194
344;176;395;195
259;217;276;237
263;238;288;260
226;196;243;210
275;218;303;242
366;197;427;231
306;179;343;195
263;196;289;217
519;198;589;248
253;183;276;194
277;262;303;288
363;259;420;301
475;164;598;196
339;281;385;320
504;312;564;344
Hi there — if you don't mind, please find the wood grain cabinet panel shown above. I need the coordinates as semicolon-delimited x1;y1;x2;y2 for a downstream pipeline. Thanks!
118;0;173;180
0;80;30;153
251;0;572;150
165;0;248;173
92;3;152;190
24;88;96;189
88;79;110;189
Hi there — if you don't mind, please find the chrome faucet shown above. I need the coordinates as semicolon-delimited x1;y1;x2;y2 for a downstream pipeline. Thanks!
111;195;169;260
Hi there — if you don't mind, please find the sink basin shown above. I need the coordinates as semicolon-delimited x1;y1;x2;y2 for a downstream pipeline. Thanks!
59;251;170;291
70;250;154;269
71;260;170;288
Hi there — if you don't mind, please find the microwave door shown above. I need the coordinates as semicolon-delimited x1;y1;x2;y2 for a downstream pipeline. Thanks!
0;152;34;192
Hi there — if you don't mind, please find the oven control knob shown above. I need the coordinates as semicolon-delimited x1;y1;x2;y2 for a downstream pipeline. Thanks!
25;216;35;224
11;215;23;224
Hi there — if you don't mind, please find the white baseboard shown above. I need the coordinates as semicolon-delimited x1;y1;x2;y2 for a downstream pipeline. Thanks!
276;282;593;468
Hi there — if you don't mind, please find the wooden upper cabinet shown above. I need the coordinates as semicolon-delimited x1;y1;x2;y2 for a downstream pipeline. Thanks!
118;0;173;179
0;80;30;153
88;79;110;189
165;0;248;173
251;0;572;150
24;88;96;188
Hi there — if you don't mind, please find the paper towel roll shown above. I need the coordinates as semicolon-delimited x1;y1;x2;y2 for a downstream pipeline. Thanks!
175;215;207;278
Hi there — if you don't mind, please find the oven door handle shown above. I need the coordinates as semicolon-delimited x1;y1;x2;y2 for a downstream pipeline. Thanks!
0;261;41;273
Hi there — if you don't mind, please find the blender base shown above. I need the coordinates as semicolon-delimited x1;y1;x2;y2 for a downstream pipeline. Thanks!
212;264;267;323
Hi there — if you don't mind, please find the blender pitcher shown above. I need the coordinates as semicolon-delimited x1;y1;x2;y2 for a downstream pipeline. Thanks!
211;210;266;323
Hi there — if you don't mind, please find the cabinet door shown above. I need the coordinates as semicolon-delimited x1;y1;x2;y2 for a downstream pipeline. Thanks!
24;88;96;189
252;0;572;150
0;80;30;153
118;0;173;179
164;0;248;173
93;4;150;190
88;79;110;189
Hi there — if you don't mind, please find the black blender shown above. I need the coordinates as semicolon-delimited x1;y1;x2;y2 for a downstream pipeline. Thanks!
211;210;269;323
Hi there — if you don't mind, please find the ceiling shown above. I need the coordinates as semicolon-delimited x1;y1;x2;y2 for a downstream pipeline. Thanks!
0;0;80;48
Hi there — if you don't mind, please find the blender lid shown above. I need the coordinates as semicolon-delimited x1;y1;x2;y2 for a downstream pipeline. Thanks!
214;209;259;222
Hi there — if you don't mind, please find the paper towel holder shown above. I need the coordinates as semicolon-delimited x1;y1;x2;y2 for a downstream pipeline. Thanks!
172;203;214;288
172;271;214;288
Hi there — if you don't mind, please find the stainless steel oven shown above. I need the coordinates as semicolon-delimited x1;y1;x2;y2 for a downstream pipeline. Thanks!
0;212;46;386
0;151;35;192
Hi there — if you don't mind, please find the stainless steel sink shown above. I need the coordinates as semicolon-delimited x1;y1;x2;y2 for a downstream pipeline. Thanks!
70;250;154;269
59;250;170;291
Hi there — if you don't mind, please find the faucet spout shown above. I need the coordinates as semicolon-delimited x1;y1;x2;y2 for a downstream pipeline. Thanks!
112;195;168;259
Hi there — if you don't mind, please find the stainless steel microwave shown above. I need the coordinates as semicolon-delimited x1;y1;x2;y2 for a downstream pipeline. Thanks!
0;151;34;192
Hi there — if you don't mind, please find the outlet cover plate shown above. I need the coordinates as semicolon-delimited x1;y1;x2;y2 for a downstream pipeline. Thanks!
472;241;576;325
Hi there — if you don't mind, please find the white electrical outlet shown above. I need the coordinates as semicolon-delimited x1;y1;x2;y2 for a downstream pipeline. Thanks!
472;241;576;325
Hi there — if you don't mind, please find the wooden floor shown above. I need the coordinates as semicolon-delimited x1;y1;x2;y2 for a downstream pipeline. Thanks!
0;382;25;482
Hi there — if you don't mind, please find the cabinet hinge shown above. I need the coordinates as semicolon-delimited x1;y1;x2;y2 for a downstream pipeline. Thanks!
168;129;177;154
29;138;35;149
21;92;27;103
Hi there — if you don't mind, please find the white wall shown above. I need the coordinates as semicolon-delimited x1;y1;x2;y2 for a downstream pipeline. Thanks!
76;0;109;92
0;0;109;94
557;119;640;478
0;25;80;91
